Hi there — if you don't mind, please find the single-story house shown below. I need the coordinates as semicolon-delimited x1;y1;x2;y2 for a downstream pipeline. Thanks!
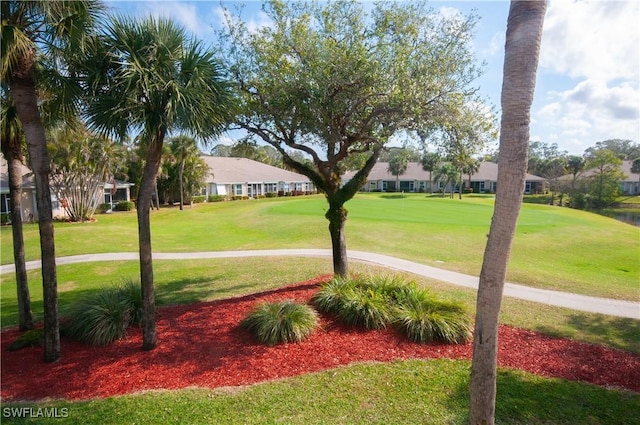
200;156;315;198
560;160;640;195
1;154;133;221
344;161;546;194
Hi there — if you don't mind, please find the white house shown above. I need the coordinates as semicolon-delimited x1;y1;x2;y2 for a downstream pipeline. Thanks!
200;156;315;198
344;161;546;194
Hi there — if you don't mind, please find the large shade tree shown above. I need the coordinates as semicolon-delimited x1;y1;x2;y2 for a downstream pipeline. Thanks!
1;0;102;362
84;16;234;350
469;2;546;424
221;0;484;276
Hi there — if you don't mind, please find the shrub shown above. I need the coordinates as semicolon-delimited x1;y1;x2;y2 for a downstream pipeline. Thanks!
240;300;319;345
115;201;135;211
7;328;44;351
337;286;393;329
192;195;206;203
66;280;144;345
97;203;112;213
208;194;225;202
265;192;277;198
393;287;472;344
1;213;10;225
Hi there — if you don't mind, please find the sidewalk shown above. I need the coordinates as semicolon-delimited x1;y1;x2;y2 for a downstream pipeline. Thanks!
1;249;638;319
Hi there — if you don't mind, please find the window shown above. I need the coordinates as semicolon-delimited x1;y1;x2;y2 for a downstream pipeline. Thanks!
265;183;278;193
1;194;10;213
233;184;243;196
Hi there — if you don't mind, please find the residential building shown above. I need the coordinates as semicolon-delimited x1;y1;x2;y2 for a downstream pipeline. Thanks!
0;154;133;221
344;161;546;194
200;156;315;198
561;160;640;195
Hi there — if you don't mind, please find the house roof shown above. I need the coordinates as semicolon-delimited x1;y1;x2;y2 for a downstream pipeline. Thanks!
344;161;546;182
201;156;311;184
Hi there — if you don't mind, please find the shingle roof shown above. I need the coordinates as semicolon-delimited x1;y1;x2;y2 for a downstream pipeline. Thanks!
201;156;311;183
344;161;545;182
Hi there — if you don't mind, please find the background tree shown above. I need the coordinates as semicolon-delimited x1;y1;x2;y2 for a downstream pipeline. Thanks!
168;135;200;210
221;0;484;276
434;163;459;198
585;149;624;208
387;149;410;192
85;16;234;350
1;0;102;362
421;151;440;193
469;2;546;424
631;158;640;195
48;126;125;221
0;89;33;331
584;139;640;160
157;138;208;205
461;157;481;193
566;154;585;191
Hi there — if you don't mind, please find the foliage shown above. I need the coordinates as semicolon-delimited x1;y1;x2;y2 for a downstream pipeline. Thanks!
115;201;135;212
584;139;640;160
393;286;472;343
313;274;470;340
220;0;485;276
192;196;206;204
208;195;226;202
584;149;625;208
240;300;319;345
65;280;143;346
7;328;44;351
433;163;460;198
387;149;411;192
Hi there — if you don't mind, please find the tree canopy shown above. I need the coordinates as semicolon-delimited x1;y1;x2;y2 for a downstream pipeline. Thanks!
221;0;485;275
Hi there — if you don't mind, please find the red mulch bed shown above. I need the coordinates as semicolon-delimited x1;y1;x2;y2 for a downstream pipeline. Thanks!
2;276;639;401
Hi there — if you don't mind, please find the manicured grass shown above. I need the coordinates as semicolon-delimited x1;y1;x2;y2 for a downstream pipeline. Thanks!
1;194;638;300
2;359;638;424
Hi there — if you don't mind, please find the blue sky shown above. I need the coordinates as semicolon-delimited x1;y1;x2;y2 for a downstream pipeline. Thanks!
104;1;639;156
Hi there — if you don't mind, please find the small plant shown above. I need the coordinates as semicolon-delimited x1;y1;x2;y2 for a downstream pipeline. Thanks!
7;328;44;351
192;195;206;203
337;286;392;329
66;280;144;345
97;203;112;213
115;201;135;211
208;194;226;202
241;300;319;345
393;287;472;344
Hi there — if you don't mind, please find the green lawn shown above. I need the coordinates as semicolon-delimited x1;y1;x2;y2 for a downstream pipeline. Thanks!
2;193;638;300
2;359;638;425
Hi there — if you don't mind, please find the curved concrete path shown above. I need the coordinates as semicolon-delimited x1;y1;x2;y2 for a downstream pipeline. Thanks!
1;249;638;319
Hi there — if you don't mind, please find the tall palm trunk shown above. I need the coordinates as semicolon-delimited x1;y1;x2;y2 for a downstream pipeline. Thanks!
469;2;546;424
11;75;60;362
137;134;165;350
5;142;34;331
179;157;185;210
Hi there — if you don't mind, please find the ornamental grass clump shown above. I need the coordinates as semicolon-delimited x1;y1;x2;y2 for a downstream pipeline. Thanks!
241;300;319;345
66;280;144;346
393;286;472;344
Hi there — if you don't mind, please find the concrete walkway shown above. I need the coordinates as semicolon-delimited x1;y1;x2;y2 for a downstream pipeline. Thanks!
1;249;638;319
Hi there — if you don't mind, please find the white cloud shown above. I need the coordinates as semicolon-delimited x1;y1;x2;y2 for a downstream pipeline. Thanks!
541;0;639;82
131;1;212;38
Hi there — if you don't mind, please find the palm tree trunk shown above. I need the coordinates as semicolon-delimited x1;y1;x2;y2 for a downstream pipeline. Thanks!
11;76;60;362
469;2;546;424
179;158;185;210
6;147;34;331
137;135;164;350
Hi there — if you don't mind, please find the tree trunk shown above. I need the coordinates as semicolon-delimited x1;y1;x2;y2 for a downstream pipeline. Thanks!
326;199;348;277
137;136;165;351
469;2;546;425
179;157;185;210
6;146;34;331
11;76;60;362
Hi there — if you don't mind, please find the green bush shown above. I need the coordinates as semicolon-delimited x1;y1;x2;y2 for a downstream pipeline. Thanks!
192;195;206;204
265;192;277;198
313;274;471;343
1;213;10;225
115;201;135;211
240;300;319;345
208;194;226;202
393;287;472;344
66;280;144;346
97;203;112;213
7;328;44;351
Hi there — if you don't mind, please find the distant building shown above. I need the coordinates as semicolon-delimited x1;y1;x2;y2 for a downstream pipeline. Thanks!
344;161;546;194
200;156;315;198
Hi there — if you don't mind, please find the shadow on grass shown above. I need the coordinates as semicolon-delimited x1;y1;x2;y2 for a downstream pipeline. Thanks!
449;366;640;425
535;313;640;354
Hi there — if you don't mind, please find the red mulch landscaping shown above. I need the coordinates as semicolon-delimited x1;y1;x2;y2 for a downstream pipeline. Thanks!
2;276;639;402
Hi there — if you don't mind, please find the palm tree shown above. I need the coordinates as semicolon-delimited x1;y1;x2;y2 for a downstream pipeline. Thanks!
434;163;459;198
1;0;102;362
566;155;585;191
85;16;234;350
461;157;481;195
0;90;33;331
421;152;439;193
387;150;410;192
469;2;546;424
169;135;200;210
